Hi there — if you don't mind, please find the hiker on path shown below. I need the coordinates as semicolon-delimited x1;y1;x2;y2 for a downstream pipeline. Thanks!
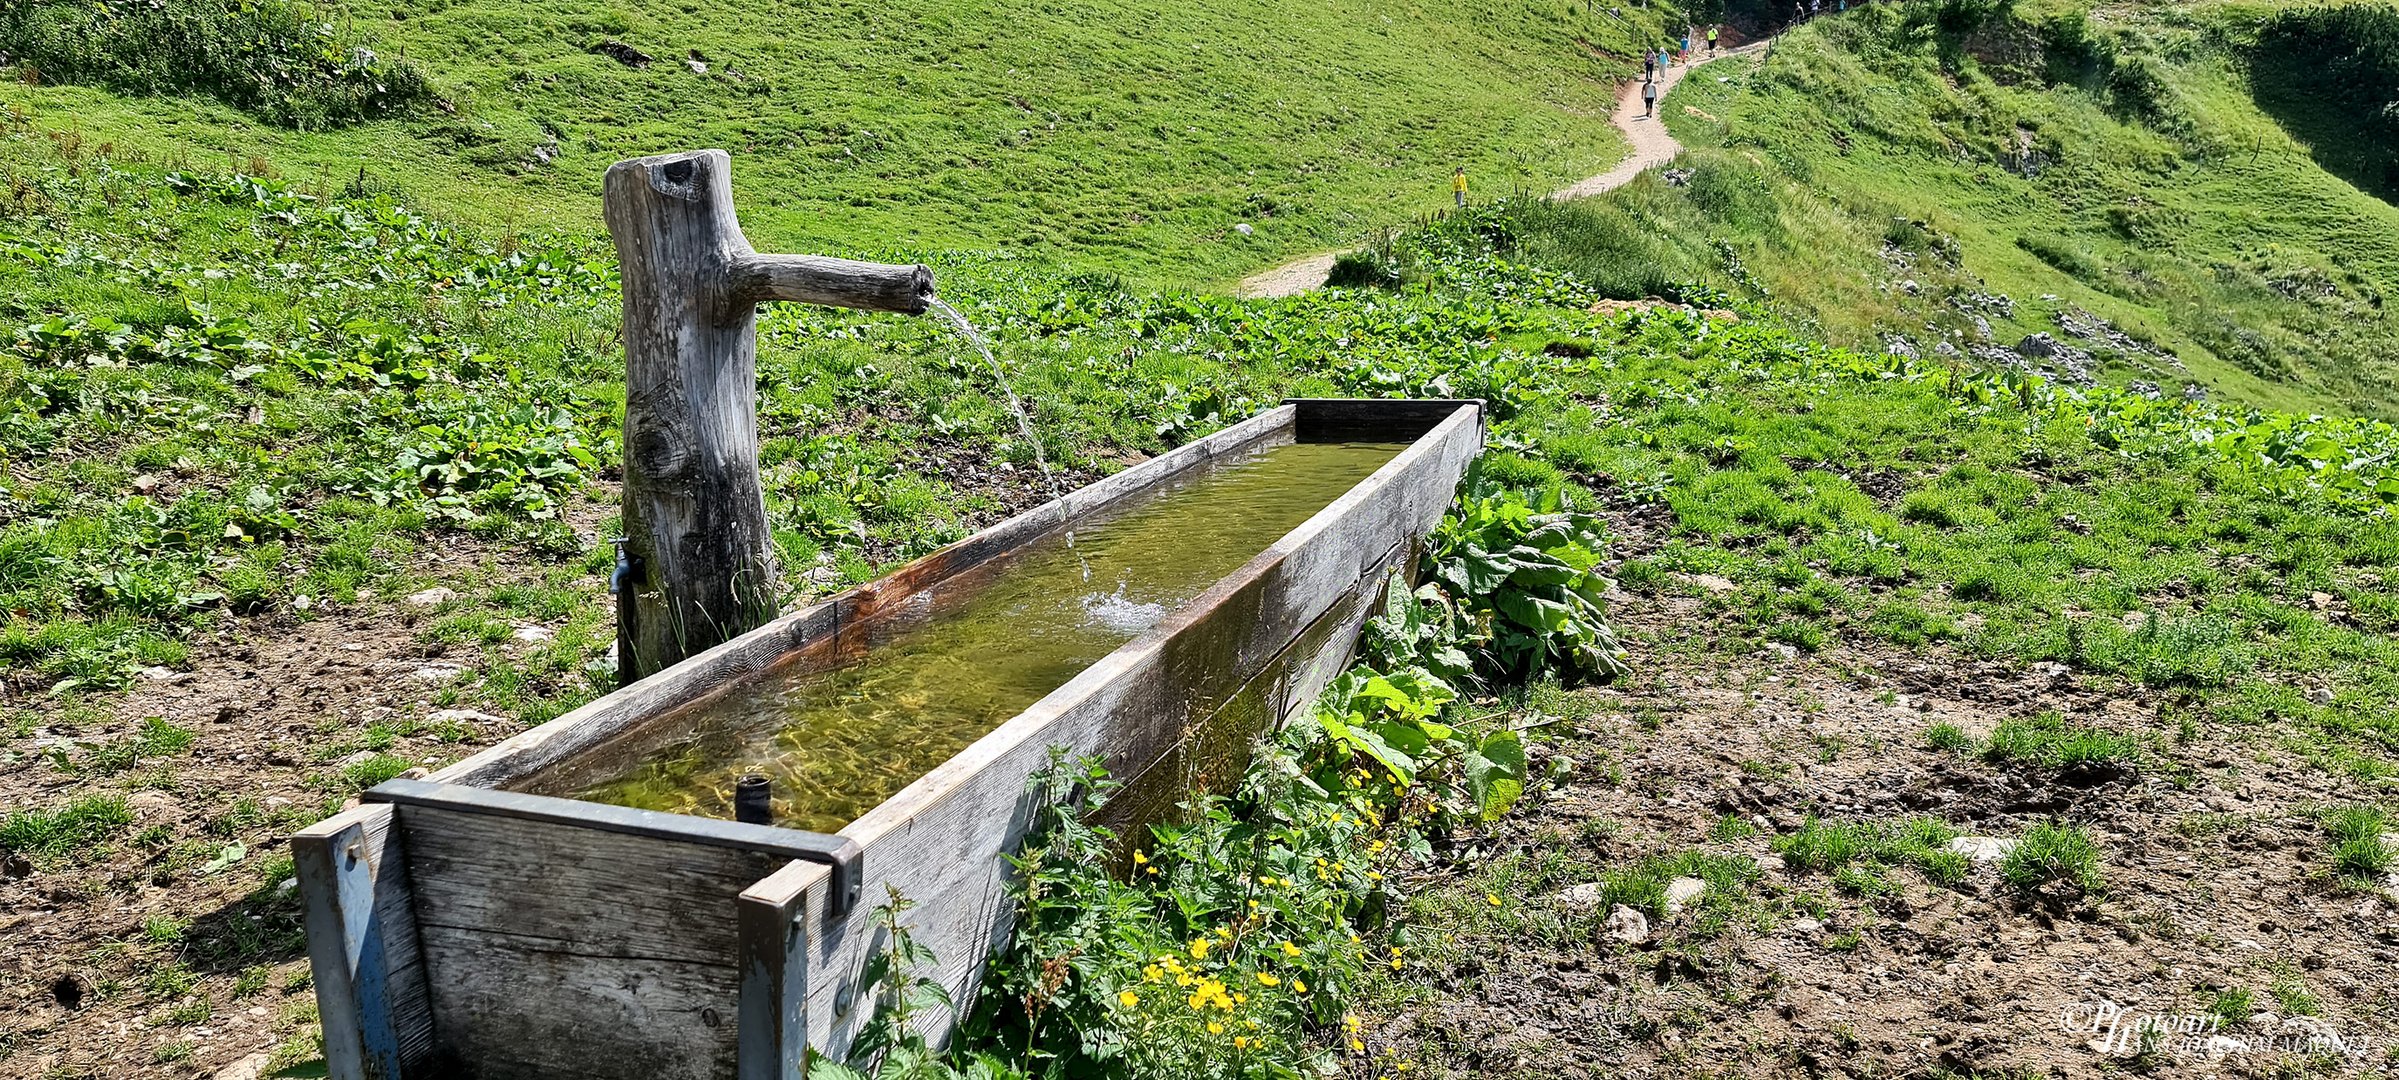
1708;24;1720;53
1642;76;1658;117
1644;49;1656;79
1681;28;1693;60
1452;166;1468;207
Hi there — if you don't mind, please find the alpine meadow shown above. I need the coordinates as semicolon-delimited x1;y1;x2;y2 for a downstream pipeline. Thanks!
6;1;2399;1078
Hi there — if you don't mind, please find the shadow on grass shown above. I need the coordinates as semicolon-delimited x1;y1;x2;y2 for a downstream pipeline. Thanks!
180;866;308;975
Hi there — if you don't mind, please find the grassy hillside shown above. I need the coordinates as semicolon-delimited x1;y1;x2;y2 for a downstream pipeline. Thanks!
12;140;2399;1075
2;0;1677;284
1349;0;2399;418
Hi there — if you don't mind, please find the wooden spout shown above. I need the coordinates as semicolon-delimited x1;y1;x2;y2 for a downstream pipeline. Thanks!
604;148;933;682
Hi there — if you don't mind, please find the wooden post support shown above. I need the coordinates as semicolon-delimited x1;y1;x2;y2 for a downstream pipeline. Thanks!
605;149;935;682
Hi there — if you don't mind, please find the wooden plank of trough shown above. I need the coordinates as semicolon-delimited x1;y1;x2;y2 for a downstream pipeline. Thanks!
801;403;1483;1057
292;802;437;1080
393;802;787;1080
1083;540;1400;842
737;860;829;1080
431;405;1300;796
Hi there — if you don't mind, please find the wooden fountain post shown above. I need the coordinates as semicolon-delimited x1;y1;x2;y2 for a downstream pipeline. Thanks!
605;148;934;683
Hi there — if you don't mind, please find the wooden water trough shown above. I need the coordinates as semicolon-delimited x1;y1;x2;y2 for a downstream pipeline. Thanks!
294;397;1483;1080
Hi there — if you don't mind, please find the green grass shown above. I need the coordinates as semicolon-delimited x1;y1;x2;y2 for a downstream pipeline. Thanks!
3;0;1677;286
2318;803;2395;885
0;792;135;862
1982;712;2145;774
1998;821;2105;896
1772;815;1966;889
1598;1;2399;419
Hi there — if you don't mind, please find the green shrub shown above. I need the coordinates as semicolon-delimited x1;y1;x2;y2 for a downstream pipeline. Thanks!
0;0;433;129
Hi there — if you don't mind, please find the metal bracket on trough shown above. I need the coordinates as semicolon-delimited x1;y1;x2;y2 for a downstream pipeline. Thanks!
362;778;866;917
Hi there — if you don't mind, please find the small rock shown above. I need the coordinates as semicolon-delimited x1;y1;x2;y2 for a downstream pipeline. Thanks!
212;1050;275;1080
137;666;189;682
2120;611;2150;630
338;750;379;767
1948;836;2015;862
1761;642;1800;661
411;662;469;684
1603;904;1650;945
427;708;506;726
275;877;298;897
1899;279;1921;296
292;594;314;611
131;473;160;493
2309;591;2337;611
404;587;456;608
1551;883;1608;912
686;58;708;74
1681;573;1739;594
2016;332;2060;359
511;625;556;644
1753;853;1786;874
1233;222;1254;236
1788;917;1822;935
2305;686;2336;706
1663;877;1708;915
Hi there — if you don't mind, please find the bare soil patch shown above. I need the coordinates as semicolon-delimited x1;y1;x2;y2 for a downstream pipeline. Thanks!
1369;549;2399;1077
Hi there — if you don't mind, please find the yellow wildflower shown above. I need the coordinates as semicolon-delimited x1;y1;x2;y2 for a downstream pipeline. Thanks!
1256;972;1279;987
1280;941;1303;957
1207;1022;1225;1035
1349;1038;1366;1053
1190;938;1211;959
1486;893;1502;907
1119;990;1140;1008
1132;850;1147;865
1292;977;1309;994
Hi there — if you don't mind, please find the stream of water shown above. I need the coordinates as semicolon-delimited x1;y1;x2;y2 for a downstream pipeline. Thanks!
570;438;1404;831
927;298;1068;511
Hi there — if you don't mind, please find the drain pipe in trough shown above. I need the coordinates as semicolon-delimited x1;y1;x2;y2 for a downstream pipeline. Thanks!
605;148;936;684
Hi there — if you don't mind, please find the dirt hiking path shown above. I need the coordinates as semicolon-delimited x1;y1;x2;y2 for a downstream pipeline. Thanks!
1234;40;1769;300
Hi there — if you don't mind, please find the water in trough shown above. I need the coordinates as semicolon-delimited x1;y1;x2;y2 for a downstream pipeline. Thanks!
574;438;1404;831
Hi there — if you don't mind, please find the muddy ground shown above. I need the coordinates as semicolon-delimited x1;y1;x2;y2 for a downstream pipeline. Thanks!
1371;518;2399;1077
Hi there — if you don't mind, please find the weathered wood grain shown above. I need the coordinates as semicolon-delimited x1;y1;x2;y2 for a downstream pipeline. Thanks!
606;148;936;680
292;803;437;1080
737;860;828;1080
725;253;932;317
389;799;800;1079
433;405;1298;795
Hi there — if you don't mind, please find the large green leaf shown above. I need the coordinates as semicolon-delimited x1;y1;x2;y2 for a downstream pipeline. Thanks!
1463;730;1528;820
1492;590;1575;633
